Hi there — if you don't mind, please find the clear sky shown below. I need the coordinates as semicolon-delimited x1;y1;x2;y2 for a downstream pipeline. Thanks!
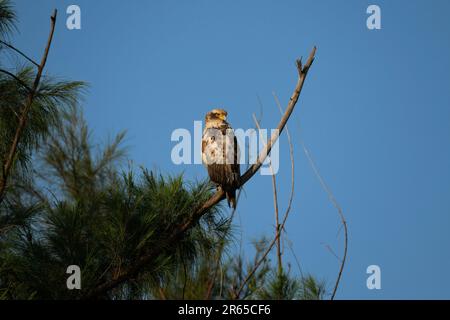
10;0;450;299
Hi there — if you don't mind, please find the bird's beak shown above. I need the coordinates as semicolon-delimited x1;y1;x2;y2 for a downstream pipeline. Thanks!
219;114;227;121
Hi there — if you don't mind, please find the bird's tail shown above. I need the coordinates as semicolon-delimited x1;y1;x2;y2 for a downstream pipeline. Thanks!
225;189;237;209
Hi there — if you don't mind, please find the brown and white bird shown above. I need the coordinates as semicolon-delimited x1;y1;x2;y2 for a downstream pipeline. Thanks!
202;109;240;208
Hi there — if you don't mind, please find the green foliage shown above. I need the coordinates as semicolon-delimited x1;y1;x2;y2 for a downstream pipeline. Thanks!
258;270;326;300
0;0;16;39
153;237;270;300
0;67;86;179
153;235;327;300
0;105;230;299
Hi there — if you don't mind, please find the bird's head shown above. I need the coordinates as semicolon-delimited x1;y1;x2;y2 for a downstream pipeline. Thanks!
206;109;228;122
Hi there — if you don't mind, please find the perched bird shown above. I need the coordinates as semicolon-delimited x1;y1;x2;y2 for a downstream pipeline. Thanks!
202;109;240;208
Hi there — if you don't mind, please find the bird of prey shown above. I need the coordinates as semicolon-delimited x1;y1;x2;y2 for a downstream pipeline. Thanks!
202;109;240;209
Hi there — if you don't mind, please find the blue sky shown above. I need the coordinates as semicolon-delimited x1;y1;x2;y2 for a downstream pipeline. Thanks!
10;0;450;299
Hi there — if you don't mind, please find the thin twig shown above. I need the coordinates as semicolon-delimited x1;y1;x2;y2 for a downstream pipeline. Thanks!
255;97;283;274
273;92;295;233
182;258;187;299
0;40;40;67
285;235;304;278
322;242;343;262
0;68;32;92
239;47;315;185
252;113;282;274
300;140;348;300
158;287;167;300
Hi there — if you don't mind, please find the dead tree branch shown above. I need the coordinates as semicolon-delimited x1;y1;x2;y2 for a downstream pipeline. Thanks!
273;92;295;225
252;113;282;274
0;39;40;67
300;140;348;300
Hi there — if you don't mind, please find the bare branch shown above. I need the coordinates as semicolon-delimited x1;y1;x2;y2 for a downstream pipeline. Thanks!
285;235;304;278
252;113;282;273
300;140;348;300
273;92;295;233
0;40;40;67
240;46;315;185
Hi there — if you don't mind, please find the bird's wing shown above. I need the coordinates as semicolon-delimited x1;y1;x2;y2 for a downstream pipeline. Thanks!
223;125;241;186
202;128;222;165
